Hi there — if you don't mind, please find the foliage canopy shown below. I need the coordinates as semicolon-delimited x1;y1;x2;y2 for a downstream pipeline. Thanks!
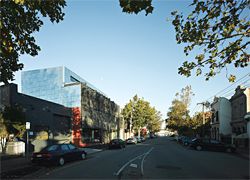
0;0;66;84
120;0;250;82
122;95;161;133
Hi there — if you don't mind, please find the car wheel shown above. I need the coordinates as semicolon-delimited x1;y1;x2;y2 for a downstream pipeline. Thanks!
58;157;65;166
196;146;202;151
81;153;86;160
226;148;232;153
184;142;188;146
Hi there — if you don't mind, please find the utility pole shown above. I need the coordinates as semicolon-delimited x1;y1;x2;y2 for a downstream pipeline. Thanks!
129;103;133;138
197;101;210;137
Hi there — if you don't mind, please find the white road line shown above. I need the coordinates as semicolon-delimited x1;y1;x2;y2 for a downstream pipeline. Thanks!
114;153;145;176
114;147;154;177
141;147;154;176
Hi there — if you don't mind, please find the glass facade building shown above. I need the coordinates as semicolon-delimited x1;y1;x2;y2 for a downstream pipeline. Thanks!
22;66;119;146
22;66;105;108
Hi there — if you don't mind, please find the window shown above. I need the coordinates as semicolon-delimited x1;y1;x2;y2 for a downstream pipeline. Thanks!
216;111;219;122
46;145;59;152
68;144;76;150
70;76;80;83
61;144;69;151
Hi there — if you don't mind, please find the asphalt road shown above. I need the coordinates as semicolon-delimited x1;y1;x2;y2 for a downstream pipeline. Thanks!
37;137;249;179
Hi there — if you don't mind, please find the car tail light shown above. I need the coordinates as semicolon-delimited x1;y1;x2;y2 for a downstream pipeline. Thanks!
42;153;52;158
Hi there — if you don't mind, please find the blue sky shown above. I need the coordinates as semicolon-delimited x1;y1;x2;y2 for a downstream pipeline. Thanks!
13;0;250;119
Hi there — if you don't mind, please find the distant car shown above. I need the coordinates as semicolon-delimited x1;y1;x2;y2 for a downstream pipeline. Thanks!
150;133;157;138
31;143;87;166
140;136;145;142
126;137;137;144
190;138;235;153
108;139;126;149
135;136;142;143
181;137;194;146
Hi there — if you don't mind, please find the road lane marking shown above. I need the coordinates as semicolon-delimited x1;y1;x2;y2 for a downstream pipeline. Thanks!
114;154;144;176
130;163;138;168
114;147;154;177
141;147;154;176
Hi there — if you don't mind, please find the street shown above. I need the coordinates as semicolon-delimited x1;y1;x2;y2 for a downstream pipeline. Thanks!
35;137;249;179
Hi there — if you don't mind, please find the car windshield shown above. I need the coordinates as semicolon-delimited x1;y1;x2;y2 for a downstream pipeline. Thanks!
111;139;119;142
44;145;59;152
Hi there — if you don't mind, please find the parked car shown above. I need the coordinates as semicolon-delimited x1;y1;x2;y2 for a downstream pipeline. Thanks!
108;139;126;149
175;135;184;142
31;143;87;166
126;137;137;144
190;138;235;153
149;133;157;138
182;137;194;146
140;136;146;142
135;136;142;143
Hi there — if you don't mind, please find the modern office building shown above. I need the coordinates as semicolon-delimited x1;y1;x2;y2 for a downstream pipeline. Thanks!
0;83;72;152
22;66;120;146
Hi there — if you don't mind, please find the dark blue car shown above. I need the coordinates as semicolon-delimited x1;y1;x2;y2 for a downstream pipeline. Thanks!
31;143;87;166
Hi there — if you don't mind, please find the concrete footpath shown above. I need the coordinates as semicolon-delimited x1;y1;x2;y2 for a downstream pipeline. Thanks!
0;148;103;179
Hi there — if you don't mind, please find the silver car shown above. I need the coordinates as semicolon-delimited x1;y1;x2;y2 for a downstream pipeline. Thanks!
126;137;137;144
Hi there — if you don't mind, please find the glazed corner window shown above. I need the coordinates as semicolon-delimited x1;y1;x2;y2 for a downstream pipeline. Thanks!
70;76;80;83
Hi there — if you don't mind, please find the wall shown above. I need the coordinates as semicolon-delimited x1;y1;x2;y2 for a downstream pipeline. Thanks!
0;84;72;152
230;86;248;135
219;97;232;135
81;83;119;143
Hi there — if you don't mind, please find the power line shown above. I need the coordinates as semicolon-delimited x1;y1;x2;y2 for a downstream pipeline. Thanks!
205;73;250;102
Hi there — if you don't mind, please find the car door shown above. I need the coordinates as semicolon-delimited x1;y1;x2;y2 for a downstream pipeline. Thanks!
202;139;211;150
68;144;79;160
210;140;223;151
60;144;71;162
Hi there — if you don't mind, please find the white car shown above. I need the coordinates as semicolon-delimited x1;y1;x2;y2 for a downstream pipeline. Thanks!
126;137;137;144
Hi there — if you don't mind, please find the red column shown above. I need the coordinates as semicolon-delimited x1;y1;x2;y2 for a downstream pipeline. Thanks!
72;107;86;147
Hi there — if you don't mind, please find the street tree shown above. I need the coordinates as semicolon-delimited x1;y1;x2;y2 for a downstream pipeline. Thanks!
166;85;194;134
0;113;8;153
120;0;250;82
147;107;161;133
0;0;66;84
121;95;161;135
190;111;212;137
0;106;25;153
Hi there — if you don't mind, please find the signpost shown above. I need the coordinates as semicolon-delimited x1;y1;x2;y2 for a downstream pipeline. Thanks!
26;122;30;158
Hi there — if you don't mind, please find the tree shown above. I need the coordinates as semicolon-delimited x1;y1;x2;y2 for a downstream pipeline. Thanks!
119;0;153;16
172;0;249;82
120;0;249;82
190;111;211;137
166;85;194;134
0;113;8;153
0;106;26;153
147;108;161;133
0;0;66;84
121;95;161;135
